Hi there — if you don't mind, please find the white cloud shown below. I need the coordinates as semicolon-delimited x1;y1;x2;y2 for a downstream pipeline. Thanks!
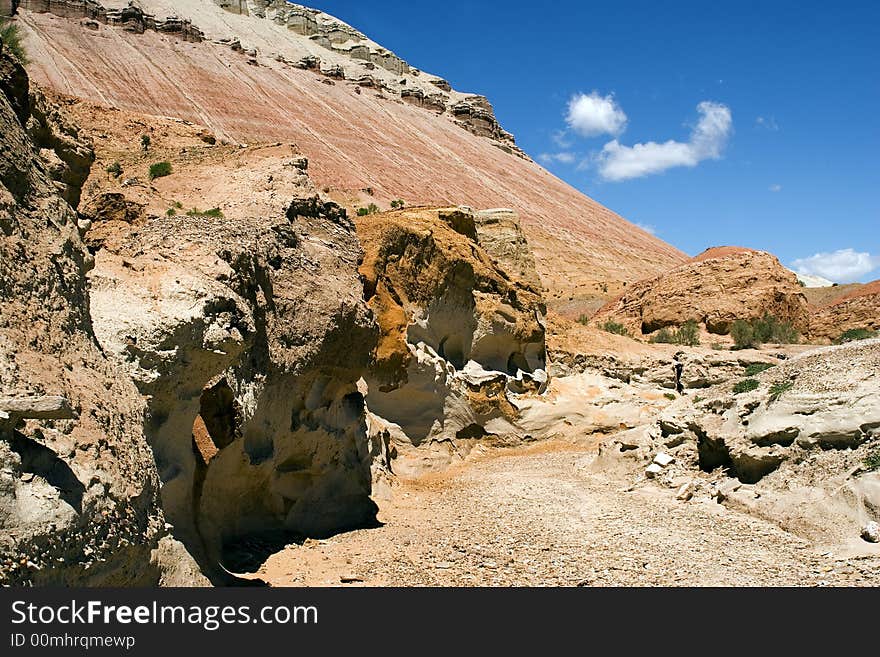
769;184;782;192
792;248;880;283
596;101;732;181
538;151;576;165
634;222;657;235
756;116;779;131
551;130;573;148
566;92;627;138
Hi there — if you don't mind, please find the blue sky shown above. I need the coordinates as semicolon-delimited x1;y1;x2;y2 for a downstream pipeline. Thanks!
314;0;879;282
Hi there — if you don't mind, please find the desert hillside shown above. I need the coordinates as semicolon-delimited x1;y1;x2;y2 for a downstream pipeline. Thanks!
14;0;686;311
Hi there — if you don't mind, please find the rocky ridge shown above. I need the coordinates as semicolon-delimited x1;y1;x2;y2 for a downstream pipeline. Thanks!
808;280;880;343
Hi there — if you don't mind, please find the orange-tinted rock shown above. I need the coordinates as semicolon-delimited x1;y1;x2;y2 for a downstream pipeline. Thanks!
808;280;880;343
593;248;810;337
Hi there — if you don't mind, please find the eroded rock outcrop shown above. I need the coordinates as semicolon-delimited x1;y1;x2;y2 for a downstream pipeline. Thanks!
86;177;378;578
356;206;548;474
0;48;168;585
808;280;880;343
593;247;809;338
600;339;880;546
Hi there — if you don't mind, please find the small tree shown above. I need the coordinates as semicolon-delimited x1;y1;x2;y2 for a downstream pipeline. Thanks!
106;162;123;178
140;134;151;152
676;320;700;346
148;161;172;180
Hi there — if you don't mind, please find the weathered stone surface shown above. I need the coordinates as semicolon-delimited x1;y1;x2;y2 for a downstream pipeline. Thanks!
808;280;880;343
0;48;166;586
78;123;379;578
650;339;880;543
354;206;547;473
593;247;809;337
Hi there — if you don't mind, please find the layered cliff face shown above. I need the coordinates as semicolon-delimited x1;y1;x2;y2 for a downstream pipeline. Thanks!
0;48;174;585
592;247;810;338
356;206;548;475
12;0;687;311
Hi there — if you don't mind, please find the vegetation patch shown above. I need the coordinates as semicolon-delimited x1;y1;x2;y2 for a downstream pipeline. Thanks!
600;320;629;336
357;203;380;216
731;314;799;349
864;448;880;472
835;328;877;344
1;17;28;63
106;162;123;178
650;320;700;346
744;362;774;376
768;380;794;402
390;199;406;209
148;161;172;180
186;207;224;219
663;392;677;400
733;378;760;394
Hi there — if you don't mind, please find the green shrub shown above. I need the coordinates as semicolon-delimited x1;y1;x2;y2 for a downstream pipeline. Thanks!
731;314;798;349
733;378;760;394
166;208;176;217
768;380;794;402
752;313;799;344
390;199;405;209
864;449;880;472
140;134;151;151
731;320;757;349
675;320;700;346
148;161;172;180
650;327;675;344
600;320;629;336
576;314;590;326
744;362;774;376
106;161;123;178
356;203;380;216
835;328;877;344
173;201;183;209
0;17;28;63
185;207;224;218
649;320;699;346
663;393;677;400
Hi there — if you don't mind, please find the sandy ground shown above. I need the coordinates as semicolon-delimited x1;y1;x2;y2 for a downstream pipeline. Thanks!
247;441;880;587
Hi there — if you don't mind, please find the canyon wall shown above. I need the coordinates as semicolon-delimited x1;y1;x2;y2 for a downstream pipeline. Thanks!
0;47;177;585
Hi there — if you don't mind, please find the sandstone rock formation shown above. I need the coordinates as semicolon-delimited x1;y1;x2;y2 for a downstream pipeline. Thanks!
592;247;810;338
600;339;880;546
355;206;548;475
14;0;686;311
0;47;167;586
79;139;378;577
808;280;880;343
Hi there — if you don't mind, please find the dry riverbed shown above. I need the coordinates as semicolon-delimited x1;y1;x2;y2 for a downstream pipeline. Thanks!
247;442;880;587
